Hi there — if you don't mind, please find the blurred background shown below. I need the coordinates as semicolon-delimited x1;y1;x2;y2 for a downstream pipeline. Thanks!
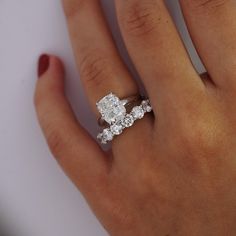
0;0;204;235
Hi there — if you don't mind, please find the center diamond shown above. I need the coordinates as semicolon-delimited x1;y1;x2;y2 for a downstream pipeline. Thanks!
96;93;126;124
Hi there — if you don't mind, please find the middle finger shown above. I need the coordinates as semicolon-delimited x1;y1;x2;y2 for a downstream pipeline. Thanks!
116;0;204;112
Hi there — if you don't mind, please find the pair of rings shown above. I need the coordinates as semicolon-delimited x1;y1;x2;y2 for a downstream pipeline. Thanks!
96;93;153;144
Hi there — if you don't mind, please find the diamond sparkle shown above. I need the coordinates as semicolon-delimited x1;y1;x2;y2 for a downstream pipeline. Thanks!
101;129;113;144
96;93;126;125
132;106;145;120
142;100;152;113
122;114;134;128
111;123;123;135
97;96;153;144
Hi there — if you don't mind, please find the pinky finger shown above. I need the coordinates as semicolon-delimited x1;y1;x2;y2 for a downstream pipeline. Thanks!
34;54;109;197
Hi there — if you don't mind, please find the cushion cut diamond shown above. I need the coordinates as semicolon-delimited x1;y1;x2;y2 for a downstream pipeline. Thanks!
96;93;126;124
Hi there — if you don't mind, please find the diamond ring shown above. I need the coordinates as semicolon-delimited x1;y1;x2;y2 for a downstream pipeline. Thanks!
96;93;141;127
96;93;152;144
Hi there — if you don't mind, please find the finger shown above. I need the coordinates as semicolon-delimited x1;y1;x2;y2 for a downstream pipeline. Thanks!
62;0;154;159
35;54;109;196
115;0;204;111
179;0;236;88
62;0;138;116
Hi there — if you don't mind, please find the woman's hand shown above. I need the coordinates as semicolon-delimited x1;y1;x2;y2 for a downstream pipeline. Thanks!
34;1;236;235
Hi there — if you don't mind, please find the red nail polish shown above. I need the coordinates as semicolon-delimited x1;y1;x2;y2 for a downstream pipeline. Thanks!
38;54;50;77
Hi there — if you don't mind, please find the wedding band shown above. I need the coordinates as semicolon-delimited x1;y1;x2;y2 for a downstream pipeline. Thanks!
96;93;152;144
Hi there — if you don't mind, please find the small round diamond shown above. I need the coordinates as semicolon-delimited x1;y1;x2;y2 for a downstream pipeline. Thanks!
111;123;123;135
97;133;107;144
103;128;113;141
122;114;134;128
97;133;103;141
132;106;145;120
142;100;152;113
97;129;113;144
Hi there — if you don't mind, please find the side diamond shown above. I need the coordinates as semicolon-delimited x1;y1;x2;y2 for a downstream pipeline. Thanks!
142;100;152;113
132;106;145;120
111;123;123;135
103;129;113;142
122;114;134;128
97;129;113;144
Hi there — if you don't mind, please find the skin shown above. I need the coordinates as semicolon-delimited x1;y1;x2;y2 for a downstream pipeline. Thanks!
34;0;236;235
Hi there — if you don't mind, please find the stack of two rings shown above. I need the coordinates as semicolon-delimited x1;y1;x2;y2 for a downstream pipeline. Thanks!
96;93;153;144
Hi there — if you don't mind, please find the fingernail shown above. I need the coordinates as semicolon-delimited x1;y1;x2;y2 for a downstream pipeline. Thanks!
38;54;50;77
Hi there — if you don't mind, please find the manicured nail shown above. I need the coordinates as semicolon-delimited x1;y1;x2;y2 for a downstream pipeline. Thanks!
38;54;50;77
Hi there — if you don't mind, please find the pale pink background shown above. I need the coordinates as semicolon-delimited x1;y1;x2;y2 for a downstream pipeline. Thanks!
0;1;204;235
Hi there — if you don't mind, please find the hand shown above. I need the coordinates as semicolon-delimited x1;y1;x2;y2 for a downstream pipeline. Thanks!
34;1;236;235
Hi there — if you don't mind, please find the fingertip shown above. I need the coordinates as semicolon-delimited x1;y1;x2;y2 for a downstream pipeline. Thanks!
34;54;66;109
49;55;65;78
38;54;50;77
37;54;65;79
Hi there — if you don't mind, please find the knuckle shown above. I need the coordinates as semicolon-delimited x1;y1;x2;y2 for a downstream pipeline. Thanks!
79;50;110;89
119;0;159;37
185;0;229;12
